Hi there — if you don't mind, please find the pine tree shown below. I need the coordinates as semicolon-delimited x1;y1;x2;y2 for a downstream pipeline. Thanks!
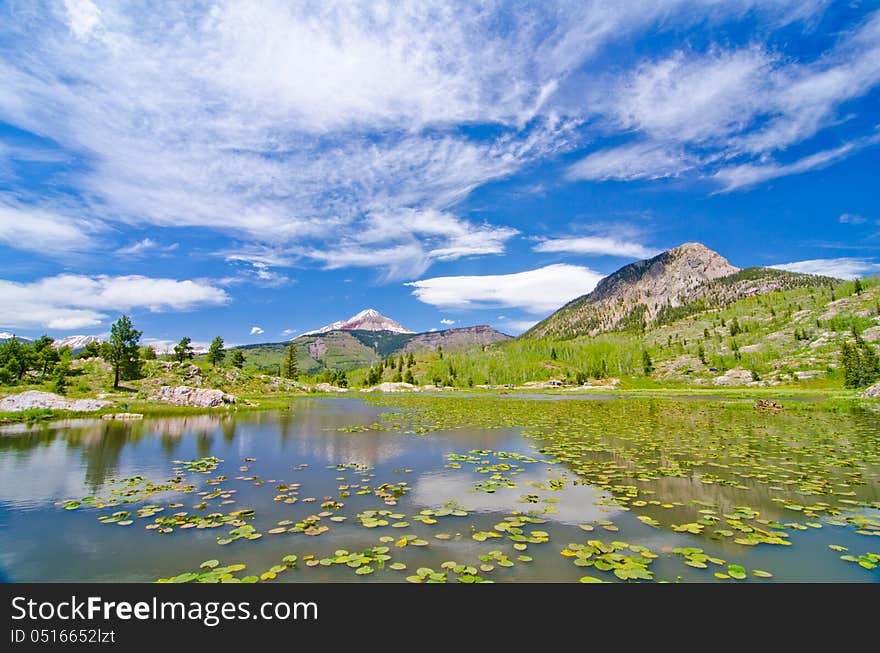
283;344;299;379
106;315;142;389
207;336;225;367
641;349;654;375
404;369;415;385
854;278;863;295
230;350;246;369
173;337;194;363
33;335;60;376
840;333;880;388
550;347;557;360
406;353;415;368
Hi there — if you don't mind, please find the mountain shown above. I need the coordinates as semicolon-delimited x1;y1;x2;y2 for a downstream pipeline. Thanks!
52;335;102;351
302;308;413;336
525;242;837;340
400;325;512;354
0;332;31;342
237;324;511;373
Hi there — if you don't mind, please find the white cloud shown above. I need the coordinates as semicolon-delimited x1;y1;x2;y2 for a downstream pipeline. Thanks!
611;48;773;144
440;319;456;325
580;10;880;188
282;328;297;337
62;0;102;40
249;326;264;335
0;1;838;277
0;198;99;255
0;2;596;277
407;264;604;314
115;238;178;256
839;213;866;224
0;275;229;330
497;318;539;335
770;257;880;279
566;142;693;182
534;235;659;259
300;208;518;280
713;142;857;191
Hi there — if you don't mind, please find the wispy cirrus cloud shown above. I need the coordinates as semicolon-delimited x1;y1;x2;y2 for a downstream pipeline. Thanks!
534;235;660;259
407;264;604;314
0;0;848;281
571;9;880;189
0;274;229;330
115;238;178;256
771;257;880;279
0;197;100;256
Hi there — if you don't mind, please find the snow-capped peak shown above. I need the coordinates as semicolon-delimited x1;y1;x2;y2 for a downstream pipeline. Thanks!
0;332;31;341
302;308;413;336
52;335;102;350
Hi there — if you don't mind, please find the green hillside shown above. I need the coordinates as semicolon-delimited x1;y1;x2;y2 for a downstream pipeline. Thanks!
344;276;879;389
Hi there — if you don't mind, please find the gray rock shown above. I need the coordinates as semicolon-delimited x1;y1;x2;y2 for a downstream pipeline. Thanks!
0;390;111;413
862;383;880;398
149;385;235;407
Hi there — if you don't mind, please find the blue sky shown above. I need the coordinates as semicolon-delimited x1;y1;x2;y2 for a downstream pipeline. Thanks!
1;1;879;349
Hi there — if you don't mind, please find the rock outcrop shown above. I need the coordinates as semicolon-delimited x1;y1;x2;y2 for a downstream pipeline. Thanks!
399;325;511;354
359;382;419;393
149;386;235;407
0;390;111;412
525;242;835;339
862;383;880;398
314;383;349;393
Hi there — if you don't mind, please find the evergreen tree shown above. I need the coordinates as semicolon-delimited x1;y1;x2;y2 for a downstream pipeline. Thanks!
729;317;741;337
106;315;142;389
173;336;194;363
283;344;299;379
77;341;102;359
0;336;34;382
140;345;157;360
392;368;403;383
230;349;246;369
403;369;415;385
365;364;383;386
840;331;880;388
33;335;60;376
336;370;348;388
437;346;443;360
406;353;415;368
641;349;654;375
51;360;70;395
550;347;557;361
854;278;863;295
207;336;225;367
697;344;707;365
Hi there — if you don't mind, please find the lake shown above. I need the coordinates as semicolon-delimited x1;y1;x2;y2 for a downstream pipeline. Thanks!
1;396;878;583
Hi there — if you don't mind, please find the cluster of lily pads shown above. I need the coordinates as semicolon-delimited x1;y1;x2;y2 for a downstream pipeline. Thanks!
57;396;880;582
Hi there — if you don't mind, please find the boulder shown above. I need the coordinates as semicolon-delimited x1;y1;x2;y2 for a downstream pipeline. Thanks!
712;368;754;386
149;385;235;407
0;390;111;413
314;383;349;393
862;383;880;398
359;382;419;393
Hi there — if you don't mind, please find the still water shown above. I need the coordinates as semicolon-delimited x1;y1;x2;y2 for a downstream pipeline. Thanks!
0;397;877;582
